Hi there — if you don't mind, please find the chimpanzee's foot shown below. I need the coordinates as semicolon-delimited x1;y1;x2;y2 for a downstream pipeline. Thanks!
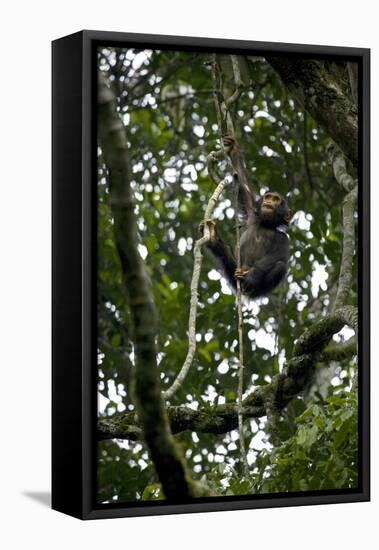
199;219;217;241
234;267;250;280
222;134;237;156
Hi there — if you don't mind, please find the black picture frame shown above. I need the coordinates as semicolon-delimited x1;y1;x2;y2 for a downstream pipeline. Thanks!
52;30;370;520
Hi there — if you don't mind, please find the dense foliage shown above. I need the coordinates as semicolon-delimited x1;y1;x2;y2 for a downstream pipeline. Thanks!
97;48;358;504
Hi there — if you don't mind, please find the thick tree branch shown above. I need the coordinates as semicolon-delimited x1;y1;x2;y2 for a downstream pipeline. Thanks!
98;308;355;440
98;72;211;499
317;336;356;362
267;58;358;165
335;305;358;334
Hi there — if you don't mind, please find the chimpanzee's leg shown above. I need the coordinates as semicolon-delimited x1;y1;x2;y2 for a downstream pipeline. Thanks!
199;219;237;290
240;267;266;297
205;237;237;291
241;261;286;298
262;261;287;294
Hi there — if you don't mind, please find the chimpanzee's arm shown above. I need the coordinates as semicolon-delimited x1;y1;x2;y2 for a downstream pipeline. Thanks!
223;135;257;221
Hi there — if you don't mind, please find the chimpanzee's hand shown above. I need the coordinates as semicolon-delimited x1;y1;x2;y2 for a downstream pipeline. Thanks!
222;134;238;157
199;219;217;241
234;267;250;280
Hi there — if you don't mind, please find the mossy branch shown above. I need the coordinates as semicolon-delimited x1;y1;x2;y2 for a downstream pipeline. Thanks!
317;336;356;362
267;58;358;166
99;303;356;442
98;72;211;498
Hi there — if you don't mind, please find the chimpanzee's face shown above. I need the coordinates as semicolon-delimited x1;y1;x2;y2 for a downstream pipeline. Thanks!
261;192;283;213
257;192;291;227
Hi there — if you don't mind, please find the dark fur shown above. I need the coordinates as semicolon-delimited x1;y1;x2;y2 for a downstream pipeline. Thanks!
204;139;290;300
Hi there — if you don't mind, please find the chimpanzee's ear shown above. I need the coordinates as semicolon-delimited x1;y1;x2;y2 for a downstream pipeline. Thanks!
284;209;293;223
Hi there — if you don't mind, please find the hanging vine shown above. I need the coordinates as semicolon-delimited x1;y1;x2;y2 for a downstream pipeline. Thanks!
210;54;250;478
162;53;251;477
162;176;230;400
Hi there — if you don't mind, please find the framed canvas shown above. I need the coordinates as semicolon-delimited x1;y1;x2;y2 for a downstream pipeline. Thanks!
52;30;370;520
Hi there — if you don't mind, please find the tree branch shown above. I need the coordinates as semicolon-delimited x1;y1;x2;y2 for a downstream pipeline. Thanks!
98;309;354;440
317;336;356;362
98;72;211;499
267;58;358;166
333;186;358;312
327;144;358;318
327;143;357;193
324;144;358;391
